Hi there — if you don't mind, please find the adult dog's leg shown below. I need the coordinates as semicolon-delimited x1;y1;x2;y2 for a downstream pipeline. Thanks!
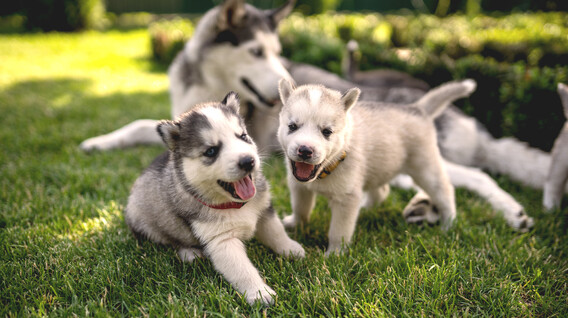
80;119;162;151
444;160;534;231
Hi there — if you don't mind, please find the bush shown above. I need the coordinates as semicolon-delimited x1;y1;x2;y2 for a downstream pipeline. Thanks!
24;0;107;31
149;18;194;64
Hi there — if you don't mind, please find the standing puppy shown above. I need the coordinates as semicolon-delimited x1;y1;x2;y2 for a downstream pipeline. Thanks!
125;92;305;305
277;79;476;255
543;83;568;210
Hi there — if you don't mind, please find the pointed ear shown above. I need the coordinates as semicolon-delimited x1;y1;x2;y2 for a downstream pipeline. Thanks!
341;87;360;112
157;120;180;150
222;91;240;113
267;0;295;28
217;0;247;29
558;83;568;117
278;78;296;105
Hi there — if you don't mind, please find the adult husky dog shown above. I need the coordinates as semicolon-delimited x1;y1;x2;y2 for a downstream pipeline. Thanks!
277;78;475;255
543;83;568;210
80;0;294;153
125;92;305;305
80;0;533;230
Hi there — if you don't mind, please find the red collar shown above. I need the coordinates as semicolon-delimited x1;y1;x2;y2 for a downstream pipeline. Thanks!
194;196;246;210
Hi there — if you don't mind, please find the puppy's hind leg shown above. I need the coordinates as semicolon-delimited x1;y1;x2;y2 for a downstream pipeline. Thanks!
80;119;162;151
408;155;456;231
361;184;390;209
256;206;305;258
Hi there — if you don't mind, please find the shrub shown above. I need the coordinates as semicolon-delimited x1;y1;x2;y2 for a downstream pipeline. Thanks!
149;18;194;65
23;0;107;31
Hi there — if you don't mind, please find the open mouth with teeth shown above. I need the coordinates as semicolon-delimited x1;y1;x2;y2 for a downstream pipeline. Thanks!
291;161;321;182
217;175;256;201
241;78;278;107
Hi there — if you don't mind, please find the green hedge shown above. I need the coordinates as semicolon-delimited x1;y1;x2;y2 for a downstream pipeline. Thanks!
24;0;107;31
149;11;568;151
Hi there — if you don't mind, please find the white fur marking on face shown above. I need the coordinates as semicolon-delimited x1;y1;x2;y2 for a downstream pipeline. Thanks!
308;89;322;106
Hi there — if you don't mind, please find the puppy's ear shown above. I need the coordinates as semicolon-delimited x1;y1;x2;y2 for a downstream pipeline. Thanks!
222;91;240;113
558;83;568;118
218;0;246;29
157;120;180;150
278;78;296;105
341;87;360;112
267;0;295;29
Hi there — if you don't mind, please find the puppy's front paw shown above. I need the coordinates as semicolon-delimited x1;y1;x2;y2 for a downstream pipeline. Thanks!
246;285;276;306
324;243;346;257
282;214;298;229
178;247;204;263
279;239;305;258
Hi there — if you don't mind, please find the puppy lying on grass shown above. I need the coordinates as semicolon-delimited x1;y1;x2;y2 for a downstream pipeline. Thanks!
124;92;305;305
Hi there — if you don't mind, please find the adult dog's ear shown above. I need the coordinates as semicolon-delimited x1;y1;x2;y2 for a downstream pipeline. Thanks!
218;0;247;29
157;120;180;150
558;83;568;118
267;0;295;29
278;78;296;105
341;87;360;112
222;91;240;113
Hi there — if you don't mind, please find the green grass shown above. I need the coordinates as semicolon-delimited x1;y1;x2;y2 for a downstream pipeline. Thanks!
1;29;567;317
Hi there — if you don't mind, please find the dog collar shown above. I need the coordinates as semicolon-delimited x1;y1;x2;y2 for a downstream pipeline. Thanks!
318;151;347;179
193;196;246;210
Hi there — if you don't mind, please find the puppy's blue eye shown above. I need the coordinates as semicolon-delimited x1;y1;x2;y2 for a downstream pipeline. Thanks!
240;133;248;141
288;123;298;132
204;146;219;158
322;128;333;137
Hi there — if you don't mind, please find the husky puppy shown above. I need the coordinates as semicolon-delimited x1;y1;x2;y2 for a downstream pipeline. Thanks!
80;0;295;153
284;58;535;230
543;83;568;210
277;78;476;255
125;92;305;305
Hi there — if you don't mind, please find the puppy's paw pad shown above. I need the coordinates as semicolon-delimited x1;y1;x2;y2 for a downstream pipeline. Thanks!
403;198;440;225
510;210;534;232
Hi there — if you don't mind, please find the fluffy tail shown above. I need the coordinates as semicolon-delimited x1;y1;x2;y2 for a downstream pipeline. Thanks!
415;79;477;118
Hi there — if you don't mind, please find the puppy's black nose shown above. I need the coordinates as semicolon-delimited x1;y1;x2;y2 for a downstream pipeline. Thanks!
298;145;313;160
238;156;255;172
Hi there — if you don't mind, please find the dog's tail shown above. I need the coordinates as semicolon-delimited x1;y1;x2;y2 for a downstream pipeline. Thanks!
415;79;477;119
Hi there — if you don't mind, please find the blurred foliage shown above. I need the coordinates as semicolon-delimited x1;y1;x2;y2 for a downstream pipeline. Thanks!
22;0;108;31
149;18;194;64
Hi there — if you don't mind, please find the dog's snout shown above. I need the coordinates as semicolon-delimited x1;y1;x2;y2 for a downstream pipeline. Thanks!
298;146;313;160
238;156;255;172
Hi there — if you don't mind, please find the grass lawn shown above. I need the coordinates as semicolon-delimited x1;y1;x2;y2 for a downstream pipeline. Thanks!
1;29;567;317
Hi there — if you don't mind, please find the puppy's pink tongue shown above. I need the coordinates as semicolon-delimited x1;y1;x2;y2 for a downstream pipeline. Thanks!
295;162;315;180
233;176;256;200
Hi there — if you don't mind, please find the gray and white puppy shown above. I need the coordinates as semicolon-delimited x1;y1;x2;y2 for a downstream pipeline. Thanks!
543;83;568;210
125;92;305;305
277;79;476;255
